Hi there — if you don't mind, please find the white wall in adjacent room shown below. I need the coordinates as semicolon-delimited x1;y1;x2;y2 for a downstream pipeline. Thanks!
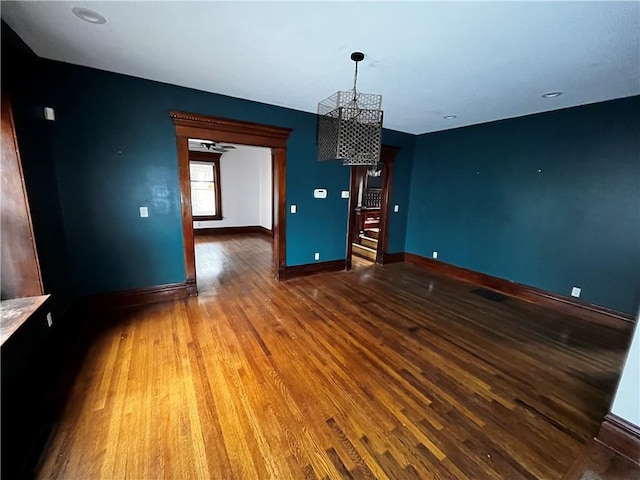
611;319;640;426
193;144;271;230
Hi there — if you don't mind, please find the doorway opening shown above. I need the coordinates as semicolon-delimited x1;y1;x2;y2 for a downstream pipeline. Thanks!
346;145;399;268
170;111;292;295
188;140;273;292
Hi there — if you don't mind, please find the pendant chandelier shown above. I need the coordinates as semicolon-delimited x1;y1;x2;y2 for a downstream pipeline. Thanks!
317;52;383;166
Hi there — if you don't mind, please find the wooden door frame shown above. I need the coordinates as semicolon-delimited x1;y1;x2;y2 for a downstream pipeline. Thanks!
169;111;292;294
376;146;399;264
346;145;399;268
345;166;363;268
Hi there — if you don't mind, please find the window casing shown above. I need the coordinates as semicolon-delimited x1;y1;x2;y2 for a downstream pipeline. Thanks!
189;152;222;220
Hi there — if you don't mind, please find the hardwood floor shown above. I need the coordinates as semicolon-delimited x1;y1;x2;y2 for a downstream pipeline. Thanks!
36;234;633;479
351;253;374;269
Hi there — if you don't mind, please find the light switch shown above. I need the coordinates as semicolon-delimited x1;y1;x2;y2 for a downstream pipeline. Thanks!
290;205;297;214
139;206;149;218
44;107;55;121
394;205;399;212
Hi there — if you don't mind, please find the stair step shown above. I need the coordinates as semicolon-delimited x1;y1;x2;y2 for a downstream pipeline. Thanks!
365;228;380;240
352;243;377;261
358;234;378;250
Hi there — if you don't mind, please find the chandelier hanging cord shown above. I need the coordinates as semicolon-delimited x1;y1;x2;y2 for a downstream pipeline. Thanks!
352;59;359;103
350;51;365;106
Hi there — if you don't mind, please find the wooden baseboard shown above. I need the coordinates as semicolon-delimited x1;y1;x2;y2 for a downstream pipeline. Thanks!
84;282;189;311
283;259;348;281
404;252;634;327
186;277;197;296
276;266;286;282
194;226;272;236
380;252;405;264
596;413;640;465
259;226;273;237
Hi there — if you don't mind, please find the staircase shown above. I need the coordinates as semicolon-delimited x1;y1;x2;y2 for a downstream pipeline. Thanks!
352;228;379;262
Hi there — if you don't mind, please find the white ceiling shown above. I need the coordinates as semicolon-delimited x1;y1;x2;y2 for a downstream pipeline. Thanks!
3;1;639;134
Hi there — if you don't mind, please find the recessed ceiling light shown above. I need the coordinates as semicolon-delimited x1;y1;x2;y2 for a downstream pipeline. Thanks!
542;91;563;98
72;7;107;24
443;115;457;120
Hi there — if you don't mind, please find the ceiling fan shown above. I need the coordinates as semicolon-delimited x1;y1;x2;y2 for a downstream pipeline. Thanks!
201;141;236;153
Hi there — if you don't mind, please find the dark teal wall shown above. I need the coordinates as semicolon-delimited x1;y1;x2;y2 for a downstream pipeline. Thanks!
382;130;414;253
39;60;414;295
406;96;640;315
19;26;632;315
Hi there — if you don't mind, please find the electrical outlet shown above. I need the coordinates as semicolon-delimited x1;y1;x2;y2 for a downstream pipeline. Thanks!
314;252;320;261
432;251;438;259
571;287;581;298
341;191;349;199
46;312;53;328
290;204;297;214
139;206;149;218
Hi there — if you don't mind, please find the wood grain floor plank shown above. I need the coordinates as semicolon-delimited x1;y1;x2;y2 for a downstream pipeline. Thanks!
35;234;633;479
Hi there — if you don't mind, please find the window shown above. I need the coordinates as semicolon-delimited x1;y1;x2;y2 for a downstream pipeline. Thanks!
189;153;222;220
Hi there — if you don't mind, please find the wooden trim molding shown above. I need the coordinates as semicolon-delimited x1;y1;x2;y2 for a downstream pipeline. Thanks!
376;145;400;264
346;166;363;269
170;111;292;293
404;252;635;327
194;226;271;236
380;252;405;264
175;135;197;295
188;151;222;162
283;259;348;281
272;147;287;279
170;111;292;149
596;413;640;465
84;282;188;312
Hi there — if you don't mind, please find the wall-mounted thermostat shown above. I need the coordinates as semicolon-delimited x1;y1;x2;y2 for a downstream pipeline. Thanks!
313;189;327;199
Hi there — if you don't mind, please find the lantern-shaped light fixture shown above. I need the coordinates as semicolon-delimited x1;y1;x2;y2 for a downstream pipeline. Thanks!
317;52;383;166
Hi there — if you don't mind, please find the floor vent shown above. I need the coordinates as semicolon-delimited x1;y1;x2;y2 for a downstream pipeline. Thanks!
471;288;509;302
